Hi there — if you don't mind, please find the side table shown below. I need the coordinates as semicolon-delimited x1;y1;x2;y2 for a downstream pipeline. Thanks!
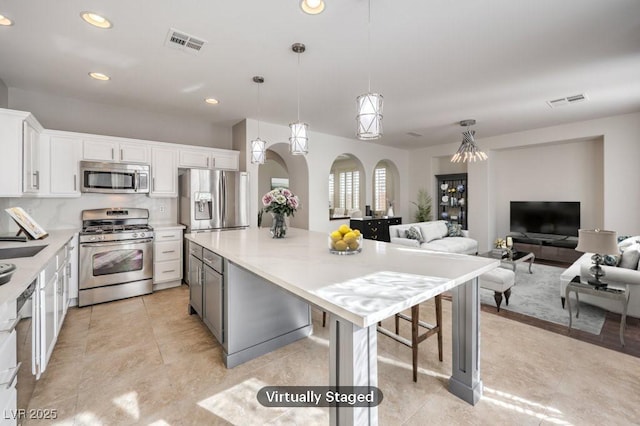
565;276;630;346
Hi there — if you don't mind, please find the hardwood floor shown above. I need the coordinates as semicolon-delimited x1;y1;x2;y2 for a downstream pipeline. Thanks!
479;303;640;358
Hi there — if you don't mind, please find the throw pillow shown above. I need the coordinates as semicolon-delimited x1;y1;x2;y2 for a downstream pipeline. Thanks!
404;226;424;243
447;222;463;237
603;254;620;267
619;244;640;270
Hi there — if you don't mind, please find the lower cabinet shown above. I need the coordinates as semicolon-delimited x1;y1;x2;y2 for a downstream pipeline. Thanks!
153;228;183;290
188;241;224;344
0;300;18;426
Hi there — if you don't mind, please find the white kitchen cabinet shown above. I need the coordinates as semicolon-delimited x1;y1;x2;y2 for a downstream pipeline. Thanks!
0;300;19;426
39;262;57;376
0;109;43;197
49;136;82;196
22;121;41;194
83;138;149;163
178;148;210;168
178;147;239;171
153;228;183;290
150;147;178;197
211;150;239;170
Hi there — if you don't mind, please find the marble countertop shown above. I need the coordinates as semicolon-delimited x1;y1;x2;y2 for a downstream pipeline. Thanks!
185;228;499;327
150;223;186;231
0;229;78;305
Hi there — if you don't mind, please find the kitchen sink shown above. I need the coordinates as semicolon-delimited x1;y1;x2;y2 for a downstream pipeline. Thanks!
0;245;47;260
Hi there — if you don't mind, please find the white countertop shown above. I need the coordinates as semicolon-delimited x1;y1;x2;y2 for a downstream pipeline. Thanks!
0;229;78;305
185;228;499;327
150;223;186;231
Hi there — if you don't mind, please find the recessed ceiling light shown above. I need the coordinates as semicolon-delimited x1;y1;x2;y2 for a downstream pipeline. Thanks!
80;12;112;29
204;98;219;105
300;0;325;15
0;14;14;26
89;72;110;81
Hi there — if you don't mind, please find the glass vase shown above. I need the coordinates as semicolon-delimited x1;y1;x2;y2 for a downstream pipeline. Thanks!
270;212;287;239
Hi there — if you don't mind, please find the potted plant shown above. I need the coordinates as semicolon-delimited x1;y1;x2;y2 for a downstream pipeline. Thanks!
411;188;432;222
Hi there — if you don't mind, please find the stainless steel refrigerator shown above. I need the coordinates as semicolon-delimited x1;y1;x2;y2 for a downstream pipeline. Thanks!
179;169;250;232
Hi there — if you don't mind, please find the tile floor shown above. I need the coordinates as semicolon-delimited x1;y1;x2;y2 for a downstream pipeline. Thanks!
21;285;640;425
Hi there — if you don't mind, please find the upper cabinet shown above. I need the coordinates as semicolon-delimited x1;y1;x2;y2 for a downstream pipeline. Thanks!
0;108;44;197
150;146;178;197
178;147;239;171
49;135;82;197
83;138;149;163
23;120;41;194
0;108;239;198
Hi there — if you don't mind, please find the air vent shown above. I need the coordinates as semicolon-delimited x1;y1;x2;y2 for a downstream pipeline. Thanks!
547;93;587;108
406;131;423;137
164;28;206;54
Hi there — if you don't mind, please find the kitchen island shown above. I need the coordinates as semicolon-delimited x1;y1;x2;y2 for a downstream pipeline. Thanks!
185;228;498;426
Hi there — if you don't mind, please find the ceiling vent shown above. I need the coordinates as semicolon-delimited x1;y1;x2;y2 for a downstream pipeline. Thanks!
546;93;587;108
406;131;423;137
164;28;206;54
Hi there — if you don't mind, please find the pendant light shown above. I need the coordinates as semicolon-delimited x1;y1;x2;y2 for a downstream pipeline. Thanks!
356;0;383;140
250;76;266;165
289;43;308;155
451;119;488;163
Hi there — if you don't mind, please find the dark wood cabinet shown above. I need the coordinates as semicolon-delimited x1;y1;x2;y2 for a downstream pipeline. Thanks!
513;238;581;264
350;217;401;242
435;173;468;230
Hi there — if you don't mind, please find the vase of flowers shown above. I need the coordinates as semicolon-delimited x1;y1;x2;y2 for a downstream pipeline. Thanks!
262;188;299;238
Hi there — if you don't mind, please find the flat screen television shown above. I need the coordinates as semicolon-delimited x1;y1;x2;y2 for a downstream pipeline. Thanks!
510;201;580;237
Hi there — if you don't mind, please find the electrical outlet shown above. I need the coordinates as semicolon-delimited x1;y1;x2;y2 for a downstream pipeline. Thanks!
159;205;166;213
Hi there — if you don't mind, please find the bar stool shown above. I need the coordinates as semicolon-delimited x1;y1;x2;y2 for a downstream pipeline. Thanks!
321;296;443;382
377;295;443;382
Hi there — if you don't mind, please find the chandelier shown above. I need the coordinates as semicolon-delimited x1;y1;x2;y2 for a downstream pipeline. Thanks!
451;119;488;163
289;43;309;155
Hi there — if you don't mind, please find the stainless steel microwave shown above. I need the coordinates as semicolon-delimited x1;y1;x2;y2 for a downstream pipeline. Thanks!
80;161;150;194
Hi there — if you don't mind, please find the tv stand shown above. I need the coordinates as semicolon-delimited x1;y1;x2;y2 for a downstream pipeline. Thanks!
511;234;581;264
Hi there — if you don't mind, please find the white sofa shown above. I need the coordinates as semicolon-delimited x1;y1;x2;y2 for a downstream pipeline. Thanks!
560;236;640;318
388;220;478;255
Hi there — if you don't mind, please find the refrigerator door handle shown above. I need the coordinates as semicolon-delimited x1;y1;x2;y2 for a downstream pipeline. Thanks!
221;172;227;227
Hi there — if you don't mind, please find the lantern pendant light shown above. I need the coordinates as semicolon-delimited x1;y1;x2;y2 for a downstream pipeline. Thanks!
289;43;309;155
250;76;266;165
356;0;383;140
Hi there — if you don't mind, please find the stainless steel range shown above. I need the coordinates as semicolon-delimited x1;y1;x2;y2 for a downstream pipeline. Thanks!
79;208;154;307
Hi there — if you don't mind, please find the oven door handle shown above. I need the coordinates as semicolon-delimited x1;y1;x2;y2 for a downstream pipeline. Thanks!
81;239;154;248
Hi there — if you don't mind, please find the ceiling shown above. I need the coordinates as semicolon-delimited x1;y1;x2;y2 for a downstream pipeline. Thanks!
1;0;639;150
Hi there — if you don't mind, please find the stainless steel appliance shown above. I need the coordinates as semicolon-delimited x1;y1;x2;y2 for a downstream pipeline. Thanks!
80;161;150;194
179;169;250;232
79;208;154;307
179;169;249;284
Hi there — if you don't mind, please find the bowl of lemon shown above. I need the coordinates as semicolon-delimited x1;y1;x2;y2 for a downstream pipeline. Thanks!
329;224;363;255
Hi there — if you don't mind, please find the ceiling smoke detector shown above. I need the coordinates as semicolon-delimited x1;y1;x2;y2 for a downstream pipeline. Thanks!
547;93;588;108
164;28;206;54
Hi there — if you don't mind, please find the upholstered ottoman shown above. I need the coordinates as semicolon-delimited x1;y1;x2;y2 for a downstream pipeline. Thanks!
479;268;515;311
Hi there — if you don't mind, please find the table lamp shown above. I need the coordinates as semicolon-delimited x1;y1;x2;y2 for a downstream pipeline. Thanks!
575;229;619;288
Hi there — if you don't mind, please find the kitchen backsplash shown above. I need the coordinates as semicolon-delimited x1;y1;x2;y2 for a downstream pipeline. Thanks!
0;195;177;233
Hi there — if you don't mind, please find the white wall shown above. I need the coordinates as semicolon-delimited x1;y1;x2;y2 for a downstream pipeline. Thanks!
0;79;7;108
0;194;176;234
409;113;640;250
8;87;231;148
491;138;603;237
240;119;410;234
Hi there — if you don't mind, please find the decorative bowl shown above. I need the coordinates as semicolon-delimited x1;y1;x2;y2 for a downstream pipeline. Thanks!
328;234;363;255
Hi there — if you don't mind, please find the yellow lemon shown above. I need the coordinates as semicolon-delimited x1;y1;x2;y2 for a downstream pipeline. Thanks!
334;240;348;251
348;240;360;250
353;229;361;237
330;230;342;242
343;231;357;244
338;224;351;235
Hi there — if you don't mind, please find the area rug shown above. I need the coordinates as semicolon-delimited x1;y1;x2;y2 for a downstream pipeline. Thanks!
479;263;606;335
